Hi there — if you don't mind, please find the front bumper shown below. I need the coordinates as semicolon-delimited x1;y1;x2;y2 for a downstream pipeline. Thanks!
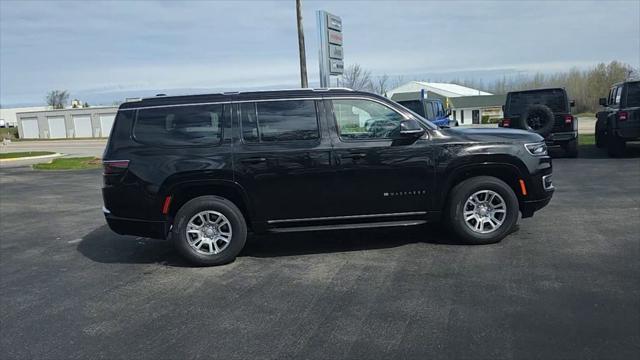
520;168;554;218
103;207;169;240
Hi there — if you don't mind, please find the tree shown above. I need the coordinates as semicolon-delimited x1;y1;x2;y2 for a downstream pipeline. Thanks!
373;74;390;96
340;64;373;91
46;90;69;109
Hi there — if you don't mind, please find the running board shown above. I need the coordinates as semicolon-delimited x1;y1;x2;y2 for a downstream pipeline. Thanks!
268;220;427;233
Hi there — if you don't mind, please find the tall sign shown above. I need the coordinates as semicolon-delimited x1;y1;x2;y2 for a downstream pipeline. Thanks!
317;11;343;87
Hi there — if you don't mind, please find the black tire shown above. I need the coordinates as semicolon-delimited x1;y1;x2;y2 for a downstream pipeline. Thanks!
446;176;519;245
563;138;578;158
607;132;626;157
595;130;605;148
519;104;555;137
173;195;247;266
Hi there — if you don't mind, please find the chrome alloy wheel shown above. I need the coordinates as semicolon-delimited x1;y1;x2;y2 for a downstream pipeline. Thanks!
186;211;232;255
463;190;507;234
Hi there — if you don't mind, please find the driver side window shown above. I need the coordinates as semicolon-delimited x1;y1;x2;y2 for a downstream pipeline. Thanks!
332;99;404;140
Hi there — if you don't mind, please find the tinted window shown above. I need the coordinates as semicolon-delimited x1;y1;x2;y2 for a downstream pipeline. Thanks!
507;90;568;113
134;104;223;146
625;82;640;107
425;103;435;120
240;100;319;142
240;102;259;143
397;100;425;117
614;86;622;105
332;99;404;140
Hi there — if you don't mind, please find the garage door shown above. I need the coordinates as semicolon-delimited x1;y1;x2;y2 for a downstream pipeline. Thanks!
99;114;116;137
48;116;67;138
21;118;39;139
73;115;92;138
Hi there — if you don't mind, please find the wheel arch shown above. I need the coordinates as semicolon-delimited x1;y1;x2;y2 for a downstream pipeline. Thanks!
438;157;529;210
161;178;253;229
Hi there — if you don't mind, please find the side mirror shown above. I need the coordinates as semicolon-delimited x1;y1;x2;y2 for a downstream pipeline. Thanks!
445;109;452;117
501;105;505;111
570;100;576;107
599;98;607;106
399;119;426;138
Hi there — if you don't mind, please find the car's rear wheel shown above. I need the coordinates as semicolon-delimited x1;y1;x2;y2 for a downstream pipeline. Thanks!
173;195;247;266
446;176;519;244
595;130;605;148
607;132;626;157
563;139;578;158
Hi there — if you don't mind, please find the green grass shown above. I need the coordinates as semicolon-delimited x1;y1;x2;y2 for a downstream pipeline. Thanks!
579;133;595;145
0;127;19;139
0;151;55;159
33;157;101;170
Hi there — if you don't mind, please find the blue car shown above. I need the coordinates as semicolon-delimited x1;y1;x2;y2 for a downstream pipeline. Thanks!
392;90;458;127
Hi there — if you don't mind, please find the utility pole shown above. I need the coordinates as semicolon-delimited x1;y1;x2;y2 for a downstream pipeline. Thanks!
296;0;308;88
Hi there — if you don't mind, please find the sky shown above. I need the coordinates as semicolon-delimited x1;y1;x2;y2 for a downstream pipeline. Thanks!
1;0;639;107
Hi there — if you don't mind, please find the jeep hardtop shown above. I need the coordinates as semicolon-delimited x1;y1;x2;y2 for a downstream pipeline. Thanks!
500;88;578;157
596;80;640;156
103;88;554;265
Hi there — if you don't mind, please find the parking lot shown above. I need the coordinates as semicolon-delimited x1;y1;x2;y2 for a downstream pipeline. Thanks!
0;144;639;359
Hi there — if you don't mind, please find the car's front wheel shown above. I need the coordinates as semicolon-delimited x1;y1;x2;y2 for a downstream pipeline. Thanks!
173;195;247;266
446;176;519;244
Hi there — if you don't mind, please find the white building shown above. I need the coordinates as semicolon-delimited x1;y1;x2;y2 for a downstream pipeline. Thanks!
17;106;118;139
0;106;48;127
387;81;505;125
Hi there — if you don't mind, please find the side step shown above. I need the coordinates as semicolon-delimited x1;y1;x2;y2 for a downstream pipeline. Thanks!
268;220;427;233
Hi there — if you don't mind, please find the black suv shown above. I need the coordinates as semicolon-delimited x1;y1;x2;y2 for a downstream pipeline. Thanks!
500;88;578;157
103;89;554;265
595;80;640;157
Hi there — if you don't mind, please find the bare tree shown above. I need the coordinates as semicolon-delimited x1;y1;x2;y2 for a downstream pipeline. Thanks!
340;64;373;91
374;74;390;96
46;90;69;109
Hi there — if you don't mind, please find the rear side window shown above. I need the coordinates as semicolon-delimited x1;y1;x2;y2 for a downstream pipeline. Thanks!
625;82;640;107
240;100;319;142
507;90;567;113
134;104;223;146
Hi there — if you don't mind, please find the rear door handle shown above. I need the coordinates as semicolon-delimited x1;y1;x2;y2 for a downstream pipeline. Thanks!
341;153;367;159
240;157;267;164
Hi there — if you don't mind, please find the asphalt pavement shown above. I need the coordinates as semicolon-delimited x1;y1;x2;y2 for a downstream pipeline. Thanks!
0;144;638;359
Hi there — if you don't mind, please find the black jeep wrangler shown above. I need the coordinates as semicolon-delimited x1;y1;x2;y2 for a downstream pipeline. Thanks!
595;80;640;157
500;88;578;157
103;89;554;266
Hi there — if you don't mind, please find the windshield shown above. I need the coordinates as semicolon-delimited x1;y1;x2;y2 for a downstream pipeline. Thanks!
626;82;640;107
395;103;438;130
506;89;568;114
396;100;425;117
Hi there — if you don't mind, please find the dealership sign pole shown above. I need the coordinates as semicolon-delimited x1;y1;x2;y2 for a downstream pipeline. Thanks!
316;11;343;87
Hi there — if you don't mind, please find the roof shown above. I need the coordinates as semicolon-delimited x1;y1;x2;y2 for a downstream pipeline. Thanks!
119;88;364;109
387;81;492;98
448;94;507;109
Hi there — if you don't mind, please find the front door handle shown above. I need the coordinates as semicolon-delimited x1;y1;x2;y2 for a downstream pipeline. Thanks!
341;153;367;159
240;157;267;164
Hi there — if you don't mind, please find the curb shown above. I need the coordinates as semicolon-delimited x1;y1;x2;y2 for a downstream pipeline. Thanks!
0;153;63;163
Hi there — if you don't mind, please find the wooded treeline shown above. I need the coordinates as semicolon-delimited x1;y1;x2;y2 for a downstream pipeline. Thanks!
341;61;638;113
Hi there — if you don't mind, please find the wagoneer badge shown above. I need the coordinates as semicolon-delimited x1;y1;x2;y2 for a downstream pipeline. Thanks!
384;190;427;197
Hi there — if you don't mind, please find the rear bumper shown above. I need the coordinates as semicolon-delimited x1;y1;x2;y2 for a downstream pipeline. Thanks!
545;131;577;145
614;127;640;140
103;207;169;240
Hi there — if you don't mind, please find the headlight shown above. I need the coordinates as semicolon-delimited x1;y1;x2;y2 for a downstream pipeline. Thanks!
525;142;548;156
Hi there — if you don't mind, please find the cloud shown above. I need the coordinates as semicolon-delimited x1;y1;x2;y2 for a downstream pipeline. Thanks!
1;0;638;106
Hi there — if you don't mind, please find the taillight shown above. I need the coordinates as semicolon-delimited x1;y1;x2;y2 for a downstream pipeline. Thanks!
502;118;511;127
618;111;628;121
564;115;574;124
103;160;129;175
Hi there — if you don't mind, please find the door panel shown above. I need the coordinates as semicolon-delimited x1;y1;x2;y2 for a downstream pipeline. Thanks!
233;100;334;222
21;118;39;139
326;98;436;216
100;114;116;137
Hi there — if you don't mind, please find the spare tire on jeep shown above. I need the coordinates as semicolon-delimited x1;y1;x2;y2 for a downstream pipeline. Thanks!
519;104;555;137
